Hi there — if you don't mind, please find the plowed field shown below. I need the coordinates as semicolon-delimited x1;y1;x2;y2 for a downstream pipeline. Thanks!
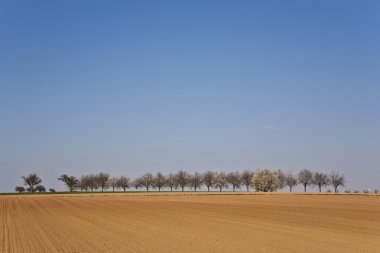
1;193;379;252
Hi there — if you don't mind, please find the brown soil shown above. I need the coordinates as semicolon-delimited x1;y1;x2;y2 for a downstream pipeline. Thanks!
1;193;379;252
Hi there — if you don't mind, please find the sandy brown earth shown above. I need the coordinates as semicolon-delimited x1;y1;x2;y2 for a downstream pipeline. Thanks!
1;193;379;253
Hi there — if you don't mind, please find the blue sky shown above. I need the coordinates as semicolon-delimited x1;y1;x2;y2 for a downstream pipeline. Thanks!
1;0;379;192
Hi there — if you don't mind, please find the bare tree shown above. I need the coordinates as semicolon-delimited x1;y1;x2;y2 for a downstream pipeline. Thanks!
203;171;215;192
175;170;189;192
166;173;177;192
330;172;345;193
153;172;167;192
137;173;154;191
22;173;42;192
189;172;203;192
108;177;119;192
285;172;298;192
252;168;281;192
74;178;82;192
298;169;313;192
214;172;228;192
15;186;25;193
87;174;98;192
117;176;130;192
96;172;110;192
226;171;241;192
240;170;254;192
313;172;330;192
58;174;78;192
78;175;91;192
133;179;141;190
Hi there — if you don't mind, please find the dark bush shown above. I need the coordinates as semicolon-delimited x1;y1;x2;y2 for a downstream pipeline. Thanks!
15;186;25;193
35;185;46;192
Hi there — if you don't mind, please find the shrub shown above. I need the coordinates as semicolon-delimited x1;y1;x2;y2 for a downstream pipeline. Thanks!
49;188;56;192
15;186;25;193
252;169;281;192
35;185;46;192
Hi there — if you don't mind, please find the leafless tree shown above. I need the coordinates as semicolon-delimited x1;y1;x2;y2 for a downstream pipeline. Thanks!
166;173;177;191
285;172;298;192
137;173;154;191
330;172;345;193
108;177;119;192
175;170;189;192
240;170;254;192
313;172;330;192
214;172;228;192
87;174;98;192
298;169;313;192
252;168;281;192
203;171;215;192
22;173;42;192
226;171;241;192
133;179;141;190
189;172;203;192
153;172;167;192
96;172;110;192
58;174;79;192
15;186;25;193
77;175;90;192
117;176;130;192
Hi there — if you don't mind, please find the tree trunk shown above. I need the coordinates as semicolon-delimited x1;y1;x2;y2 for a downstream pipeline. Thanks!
159;187;161;192
319;185;322;192
182;186;184;192
233;186;235;192
335;186;338;193
289;186;292;192
246;185;249;192
219;187;222;192
207;186;210;192
170;187;173;192
304;184;307;192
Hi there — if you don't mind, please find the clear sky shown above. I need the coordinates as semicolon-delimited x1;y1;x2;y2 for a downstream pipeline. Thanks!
1;0;379;192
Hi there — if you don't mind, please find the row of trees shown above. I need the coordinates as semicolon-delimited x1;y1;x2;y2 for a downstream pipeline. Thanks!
16;169;346;193
253;169;345;193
